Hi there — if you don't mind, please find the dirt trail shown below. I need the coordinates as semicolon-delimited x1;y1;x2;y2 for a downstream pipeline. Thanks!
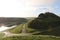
21;24;26;33
3;24;32;37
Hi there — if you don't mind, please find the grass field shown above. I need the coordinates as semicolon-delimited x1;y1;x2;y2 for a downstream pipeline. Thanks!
6;19;36;34
0;35;60;40
0;32;5;38
2;19;60;40
6;24;23;33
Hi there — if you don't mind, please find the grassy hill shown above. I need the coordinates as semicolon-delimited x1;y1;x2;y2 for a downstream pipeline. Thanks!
0;17;60;40
28;12;60;36
1;14;60;40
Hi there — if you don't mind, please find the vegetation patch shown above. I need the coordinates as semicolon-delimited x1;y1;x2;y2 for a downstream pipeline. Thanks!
1;35;60;40
7;24;23;33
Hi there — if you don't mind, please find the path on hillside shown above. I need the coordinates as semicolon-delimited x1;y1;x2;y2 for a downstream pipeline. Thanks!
3;23;60;38
3;24;32;37
21;24;26;33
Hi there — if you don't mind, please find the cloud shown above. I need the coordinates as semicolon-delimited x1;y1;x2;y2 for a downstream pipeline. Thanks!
0;0;56;17
16;0;56;17
42;7;54;12
27;0;55;5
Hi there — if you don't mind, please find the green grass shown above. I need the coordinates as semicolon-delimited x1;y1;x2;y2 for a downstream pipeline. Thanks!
25;19;37;33
7;23;35;33
7;24;23;33
0;35;60;40
6;19;36;34
0;32;5;38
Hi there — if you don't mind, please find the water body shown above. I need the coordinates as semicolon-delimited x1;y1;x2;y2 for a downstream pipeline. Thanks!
0;25;16;31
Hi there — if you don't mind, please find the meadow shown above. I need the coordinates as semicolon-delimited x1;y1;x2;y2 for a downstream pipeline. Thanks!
0;35;60;40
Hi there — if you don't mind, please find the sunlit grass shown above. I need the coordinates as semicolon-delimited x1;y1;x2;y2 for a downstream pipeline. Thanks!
7;24;23;33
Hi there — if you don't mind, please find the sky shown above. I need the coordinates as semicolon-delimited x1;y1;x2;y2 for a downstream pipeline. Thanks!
0;0;60;17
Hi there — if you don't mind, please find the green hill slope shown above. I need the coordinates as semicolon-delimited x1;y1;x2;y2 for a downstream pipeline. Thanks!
6;24;23;33
6;20;35;34
28;12;60;36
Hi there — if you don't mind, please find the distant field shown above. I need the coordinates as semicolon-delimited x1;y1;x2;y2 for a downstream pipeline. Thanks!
0;35;60;40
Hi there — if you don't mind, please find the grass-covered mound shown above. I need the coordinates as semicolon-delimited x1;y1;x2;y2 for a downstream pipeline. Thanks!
7;24;23;33
28;12;60;36
1;35;60;40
